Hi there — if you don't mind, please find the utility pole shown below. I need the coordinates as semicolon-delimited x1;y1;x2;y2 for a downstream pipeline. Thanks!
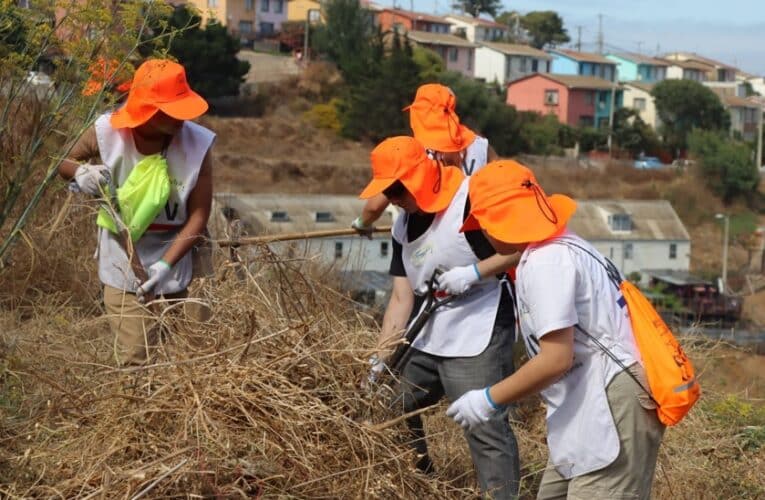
576;25;582;52
607;68;618;157
757;101;763;170
597;14;604;54
716;214;730;294
636;41;643;54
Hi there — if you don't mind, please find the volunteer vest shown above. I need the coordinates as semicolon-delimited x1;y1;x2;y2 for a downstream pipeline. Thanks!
94;113;215;294
461;136;488;176
392;178;502;357
515;232;639;479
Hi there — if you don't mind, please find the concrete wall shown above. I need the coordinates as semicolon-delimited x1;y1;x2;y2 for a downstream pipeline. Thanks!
287;0;319;22
256;0;286;33
474;46;506;83
269;236;392;273
550;53;578;75
507;77;569;123
623;85;660;129
426;44;474;77
607;55;637;81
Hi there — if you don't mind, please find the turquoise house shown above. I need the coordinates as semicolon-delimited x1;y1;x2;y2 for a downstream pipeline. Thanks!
606;53;668;82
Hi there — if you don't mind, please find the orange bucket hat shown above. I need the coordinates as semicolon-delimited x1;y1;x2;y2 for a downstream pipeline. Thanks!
359;136;464;213
461;160;576;243
110;59;208;129
405;83;477;153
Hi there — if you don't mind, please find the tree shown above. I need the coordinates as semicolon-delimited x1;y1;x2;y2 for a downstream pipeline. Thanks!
163;6;250;98
520;11;570;49
451;0;502;18
612;108;662;157
652;79;730;154
687;129;759;203
412;46;444;81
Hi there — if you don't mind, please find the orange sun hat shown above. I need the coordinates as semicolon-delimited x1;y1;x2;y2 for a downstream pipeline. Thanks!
461;160;577;243
405;83;477;153
110;59;208;129
359;136;464;213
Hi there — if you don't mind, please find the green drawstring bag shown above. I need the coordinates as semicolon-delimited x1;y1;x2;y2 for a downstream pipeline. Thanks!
97;154;171;241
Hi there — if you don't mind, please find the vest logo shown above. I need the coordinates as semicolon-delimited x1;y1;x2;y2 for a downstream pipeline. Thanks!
164;202;179;221
411;244;433;267
462;158;476;175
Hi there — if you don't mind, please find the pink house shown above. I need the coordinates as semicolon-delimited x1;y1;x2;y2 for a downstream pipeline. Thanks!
506;73;622;127
406;31;477;78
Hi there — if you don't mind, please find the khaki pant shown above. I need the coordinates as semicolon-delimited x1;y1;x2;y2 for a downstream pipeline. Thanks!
537;365;665;500
103;286;189;366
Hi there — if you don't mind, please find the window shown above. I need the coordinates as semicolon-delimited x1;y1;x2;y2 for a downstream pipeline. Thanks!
579;116;594;126
239;21;253;34
245;0;254;10
259;21;274;34
380;241;389;257
274;0;283;13
531;59;538;72
624;242;633;259
544;89;559;106
467;50;473;71
334;241;343;259
669;243;677;259
270;210;289;222
449;48;459;62
261;0;269;12
207;0;217;6
609;213;632;231
314;211;334;222
633;98;646;111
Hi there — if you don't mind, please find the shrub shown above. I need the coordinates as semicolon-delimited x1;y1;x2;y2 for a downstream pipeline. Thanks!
303;98;342;132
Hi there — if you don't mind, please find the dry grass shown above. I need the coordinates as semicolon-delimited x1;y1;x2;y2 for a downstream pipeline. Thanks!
1;205;764;498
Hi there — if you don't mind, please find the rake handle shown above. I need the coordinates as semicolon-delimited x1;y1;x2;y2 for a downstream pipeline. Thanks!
216;226;392;247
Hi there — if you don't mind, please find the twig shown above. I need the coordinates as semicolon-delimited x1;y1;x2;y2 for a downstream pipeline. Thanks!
365;406;434;432
129;458;188;500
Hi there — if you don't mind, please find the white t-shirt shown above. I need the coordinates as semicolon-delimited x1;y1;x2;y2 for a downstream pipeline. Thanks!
515;231;640;478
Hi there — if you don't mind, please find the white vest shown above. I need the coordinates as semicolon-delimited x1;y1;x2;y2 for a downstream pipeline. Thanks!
515;233;638;479
392;178;501;357
461;136;489;176
94;113;216;294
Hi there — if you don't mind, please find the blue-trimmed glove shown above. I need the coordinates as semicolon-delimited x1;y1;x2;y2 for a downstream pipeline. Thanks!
351;217;375;239
446;388;501;431
136;259;172;302
436;264;481;295
74;163;110;195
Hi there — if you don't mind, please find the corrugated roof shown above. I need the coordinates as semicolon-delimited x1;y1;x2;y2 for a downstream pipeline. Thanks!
407;30;478;48
568;200;690;241
479;42;551;59
624;81;655;93
214;193;397;234
383;8;450;25
444;14;507;29
643;270;712;286
550;49;615;64
608;52;668;66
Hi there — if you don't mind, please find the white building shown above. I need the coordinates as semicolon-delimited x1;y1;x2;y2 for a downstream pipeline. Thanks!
212;193;398;274
443;14;508;43
662;59;708;82
622;81;660;129
474;42;551;85
568;200;691;282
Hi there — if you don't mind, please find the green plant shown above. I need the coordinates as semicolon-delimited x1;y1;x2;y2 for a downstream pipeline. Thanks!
303;98;342;132
688;129;759;204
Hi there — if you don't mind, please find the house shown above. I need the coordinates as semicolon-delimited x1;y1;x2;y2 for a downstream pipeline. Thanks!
443;14;507;43
622;81;660;129
606;53;667;83
742;76;765;96
662;58;709;82
474;42;551;85
168;0;267;37
547;49;617;82
255;0;287;36
406;31;477;78
377;8;451;34
506;73;622;128
568;200;691;280
703;81;749;98
288;0;380;23
212;193;398;274
709;90;761;141
663;52;737;82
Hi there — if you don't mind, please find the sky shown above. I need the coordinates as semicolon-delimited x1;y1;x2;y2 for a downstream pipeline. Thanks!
383;0;765;76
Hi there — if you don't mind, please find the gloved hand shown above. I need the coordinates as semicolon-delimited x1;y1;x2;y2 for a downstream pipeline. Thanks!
351;217;375;240
436;264;481;295
136;259;172;303
74;163;110;196
361;354;387;390
446;388;500;431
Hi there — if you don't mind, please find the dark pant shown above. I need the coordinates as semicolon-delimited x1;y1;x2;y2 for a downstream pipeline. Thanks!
396;323;520;499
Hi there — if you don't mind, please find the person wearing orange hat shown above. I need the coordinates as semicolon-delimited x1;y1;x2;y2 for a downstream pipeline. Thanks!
360;136;520;498
351;83;497;238
447;161;664;499
59;59;216;365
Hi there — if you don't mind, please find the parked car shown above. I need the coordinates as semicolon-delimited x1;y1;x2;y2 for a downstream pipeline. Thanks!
633;156;666;169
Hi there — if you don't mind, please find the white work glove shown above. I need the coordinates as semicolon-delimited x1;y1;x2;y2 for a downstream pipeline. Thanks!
136;259;172;303
73;163;110;196
436;264;481;295
351;217;375;240
361;354;387;390
446;388;501;431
